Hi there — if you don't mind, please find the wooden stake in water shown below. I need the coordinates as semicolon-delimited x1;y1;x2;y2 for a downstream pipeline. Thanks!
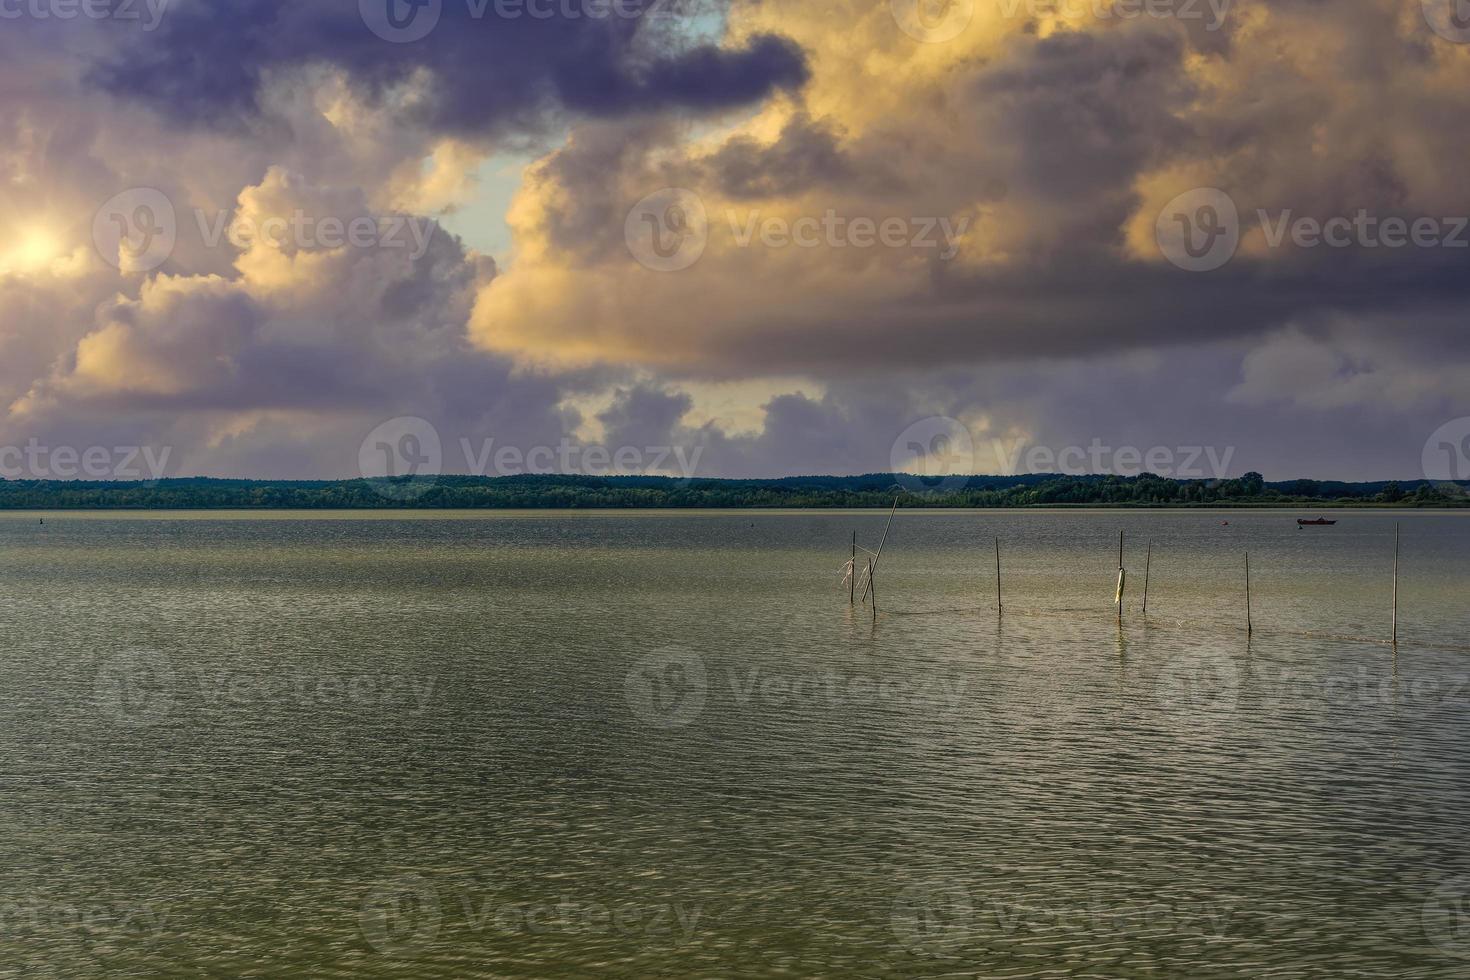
1143;541;1153;617
868;557;876;622
1245;551;1253;636
860;495;899;604
1115;567;1126;627
995;537;1003;617
1392;522;1400;647
1115;530;1125;627
850;531;857;606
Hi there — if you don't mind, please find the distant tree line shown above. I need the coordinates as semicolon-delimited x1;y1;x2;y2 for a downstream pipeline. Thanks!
0;472;1465;509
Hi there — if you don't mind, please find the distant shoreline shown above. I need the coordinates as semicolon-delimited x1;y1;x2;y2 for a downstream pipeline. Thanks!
0;473;1464;510
2;505;1466;513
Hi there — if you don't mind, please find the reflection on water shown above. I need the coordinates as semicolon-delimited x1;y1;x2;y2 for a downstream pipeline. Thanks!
0;510;1467;976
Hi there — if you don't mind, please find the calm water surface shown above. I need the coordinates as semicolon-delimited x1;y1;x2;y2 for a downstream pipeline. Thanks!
1;509;1468;977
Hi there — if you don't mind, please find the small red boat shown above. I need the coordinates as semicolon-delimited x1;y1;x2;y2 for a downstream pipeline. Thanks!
1298;518;1338;526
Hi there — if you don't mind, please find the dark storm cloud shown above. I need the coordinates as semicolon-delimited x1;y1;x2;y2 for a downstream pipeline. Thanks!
90;0;808;134
972;28;1194;211
706;112;850;199
555;31;808;115
596;384;693;450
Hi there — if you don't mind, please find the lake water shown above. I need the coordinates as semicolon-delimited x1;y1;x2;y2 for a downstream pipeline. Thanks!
1;509;1468;977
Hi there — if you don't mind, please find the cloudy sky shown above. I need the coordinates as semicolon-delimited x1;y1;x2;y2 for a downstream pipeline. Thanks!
2;0;1468;483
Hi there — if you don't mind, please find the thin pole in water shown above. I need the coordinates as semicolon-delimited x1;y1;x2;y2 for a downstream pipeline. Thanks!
1116;530;1125;627
860;494;899;604
1245;551;1253;636
850;531;856;606
1143;541;1152;618
995;537;1003;618
1392;522;1400;647
868;557;876;622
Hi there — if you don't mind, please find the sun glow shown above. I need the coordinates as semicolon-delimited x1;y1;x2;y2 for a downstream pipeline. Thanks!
0;228;64;276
